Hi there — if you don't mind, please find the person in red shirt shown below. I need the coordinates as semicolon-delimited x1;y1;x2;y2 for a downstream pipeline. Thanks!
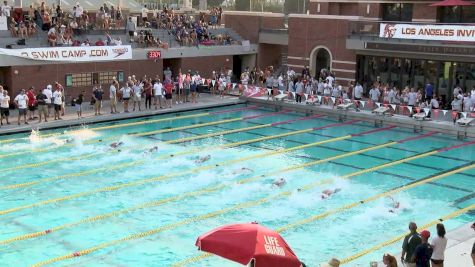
164;81;173;109
26;87;37;120
95;38;105;46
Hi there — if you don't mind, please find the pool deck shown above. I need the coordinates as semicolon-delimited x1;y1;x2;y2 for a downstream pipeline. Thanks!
390;222;475;267
243;96;475;139
0;94;244;136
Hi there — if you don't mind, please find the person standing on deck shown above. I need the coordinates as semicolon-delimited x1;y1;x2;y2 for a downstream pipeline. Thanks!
402;222;422;267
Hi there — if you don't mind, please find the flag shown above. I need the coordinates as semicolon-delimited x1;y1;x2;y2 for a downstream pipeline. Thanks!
267;89;272;95
211;80;216;87
407;106;413;113
304;94;308;100
331;97;335;103
232;83;237;89
442;110;448;116
279;90;284;95
292;92;296;98
360;101;366;108
375;102;381;108
461;112;467;119
317;95;322;102
423;108;430;116
390;104;396;110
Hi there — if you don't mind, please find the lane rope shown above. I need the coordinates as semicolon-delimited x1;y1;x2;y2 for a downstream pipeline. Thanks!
30;154;474;267
0;105;259;144
0;115;326;189
3;132;438;246
172;163;474;266
0;106;263;159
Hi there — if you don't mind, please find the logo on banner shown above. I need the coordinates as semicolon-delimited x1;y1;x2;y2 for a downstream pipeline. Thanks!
112;47;129;58
382;24;396;38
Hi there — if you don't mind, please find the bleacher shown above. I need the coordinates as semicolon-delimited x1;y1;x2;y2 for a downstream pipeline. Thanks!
0;26;244;50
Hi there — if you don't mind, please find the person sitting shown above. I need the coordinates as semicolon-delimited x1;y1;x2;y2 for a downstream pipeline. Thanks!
195;155;211;163
321;188;341;199
272;178;286;188
95;38;105;46
47;29;57;46
18;21;28;38
382;253;398;267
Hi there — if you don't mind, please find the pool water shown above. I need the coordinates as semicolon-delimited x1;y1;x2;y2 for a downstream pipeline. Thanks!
0;103;474;267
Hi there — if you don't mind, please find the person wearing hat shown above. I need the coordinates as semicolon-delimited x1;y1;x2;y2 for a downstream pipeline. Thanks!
321;258;340;267
412;230;433;267
401;222;422;267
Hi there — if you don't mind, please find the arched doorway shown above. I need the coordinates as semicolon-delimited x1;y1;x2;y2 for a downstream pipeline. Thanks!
309;46;332;78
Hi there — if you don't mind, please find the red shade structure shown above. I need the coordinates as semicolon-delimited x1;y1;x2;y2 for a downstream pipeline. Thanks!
430;0;473;6
195;222;302;267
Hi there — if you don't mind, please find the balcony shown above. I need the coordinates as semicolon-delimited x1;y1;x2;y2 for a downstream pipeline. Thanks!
259;29;288;45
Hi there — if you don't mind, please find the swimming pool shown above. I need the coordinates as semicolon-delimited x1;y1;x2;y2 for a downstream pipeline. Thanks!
0;103;474;267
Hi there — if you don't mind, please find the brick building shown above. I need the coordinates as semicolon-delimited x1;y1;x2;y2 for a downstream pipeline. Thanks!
224;1;475;103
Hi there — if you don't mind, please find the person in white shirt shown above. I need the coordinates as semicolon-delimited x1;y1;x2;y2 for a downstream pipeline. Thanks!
110;79;118;114
1;1;11;17
369;86;381;103
388;87;396;104
52;87;63;120
119;83;132;112
132;81;142;111
430;223;447;267
326;75;335;87
0;89;10;125
141;5;149;26
463;92;472;112
218;75;226;98
43;85;53;117
153;80;163;109
14;89;29;125
430;95;439;109
353;82;363;100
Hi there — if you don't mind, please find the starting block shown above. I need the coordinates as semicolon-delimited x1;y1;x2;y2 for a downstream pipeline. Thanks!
306;98;318;105
274;94;287;102
413;113;429;121
373;107;390;116
457;118;474;127
337;103;354;110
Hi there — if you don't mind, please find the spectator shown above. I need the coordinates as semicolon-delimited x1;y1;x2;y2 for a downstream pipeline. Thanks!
143;79;153;109
14;89;29;125
402;222;422;267
164;80;173;108
430;223;447;267
92;83;104;115
413;230;433;267
120;82;132;113
75;90;84;118
35;88;47;123
95;38;105;46
52;84;63;120
153;78;163;109
47;28;57;46
321;258;340;267
132;81;142;111
26;87;36;120
126;17;136;42
110;79;118;114
0;89;10;125
471;222;475;266
382;253;398;267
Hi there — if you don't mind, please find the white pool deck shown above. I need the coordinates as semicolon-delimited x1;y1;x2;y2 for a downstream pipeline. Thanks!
391;223;475;267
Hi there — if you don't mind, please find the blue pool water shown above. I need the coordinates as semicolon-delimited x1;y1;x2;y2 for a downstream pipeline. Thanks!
0;103;473;267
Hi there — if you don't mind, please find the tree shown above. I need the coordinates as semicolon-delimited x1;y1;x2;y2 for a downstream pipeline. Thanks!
235;0;250;11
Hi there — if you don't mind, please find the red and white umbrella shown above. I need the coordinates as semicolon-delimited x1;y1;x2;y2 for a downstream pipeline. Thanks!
196;222;302;267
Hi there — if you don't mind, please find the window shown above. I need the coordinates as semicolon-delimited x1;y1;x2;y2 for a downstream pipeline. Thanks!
65;71;124;87
382;3;413;22
438;6;475;23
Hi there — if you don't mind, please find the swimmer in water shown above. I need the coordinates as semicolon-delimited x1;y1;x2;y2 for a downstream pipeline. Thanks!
232;167;254;175
148;146;158;153
65;138;74;143
388;196;401;213
110;141;124;148
272;178;286;188
195;155;211;163
321;188;341;199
